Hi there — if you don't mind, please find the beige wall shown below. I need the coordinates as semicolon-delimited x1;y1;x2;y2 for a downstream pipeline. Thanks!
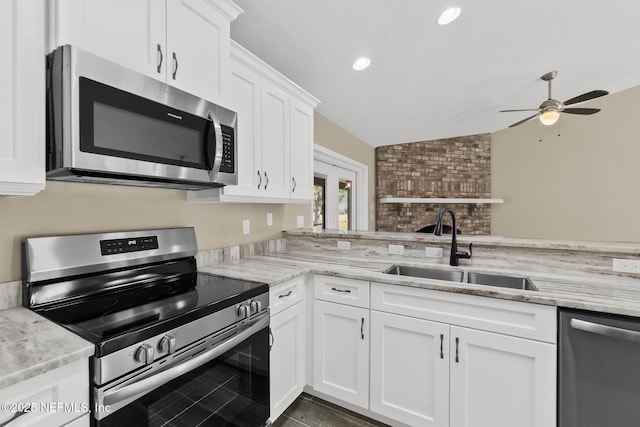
491;85;640;242
0;182;308;283
314;112;376;230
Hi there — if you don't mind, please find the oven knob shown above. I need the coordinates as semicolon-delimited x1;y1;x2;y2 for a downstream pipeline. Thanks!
159;335;177;354
237;303;250;319
250;300;262;314
135;343;155;365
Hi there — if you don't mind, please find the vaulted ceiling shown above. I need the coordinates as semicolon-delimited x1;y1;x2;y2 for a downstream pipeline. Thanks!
230;0;640;147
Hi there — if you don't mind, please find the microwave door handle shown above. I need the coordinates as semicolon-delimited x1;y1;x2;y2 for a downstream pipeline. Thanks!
206;113;224;182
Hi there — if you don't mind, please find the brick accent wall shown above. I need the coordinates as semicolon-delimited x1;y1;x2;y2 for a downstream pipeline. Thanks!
376;134;492;234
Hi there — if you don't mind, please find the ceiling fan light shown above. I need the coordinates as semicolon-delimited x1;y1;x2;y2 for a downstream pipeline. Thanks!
540;109;560;126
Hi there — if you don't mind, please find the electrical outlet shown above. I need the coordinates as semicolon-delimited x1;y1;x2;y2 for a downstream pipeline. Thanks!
266;212;273;226
388;244;405;255
296;216;304;228
337;240;351;250
425;247;444;258
242;219;250;235
612;258;640;274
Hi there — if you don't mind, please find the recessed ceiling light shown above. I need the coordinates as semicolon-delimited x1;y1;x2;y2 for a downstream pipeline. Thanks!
438;6;462;25
352;57;371;71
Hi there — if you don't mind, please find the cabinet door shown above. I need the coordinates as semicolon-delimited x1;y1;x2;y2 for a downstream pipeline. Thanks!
313;300;369;409
370;311;450;427
166;0;230;103
289;98;314;200
260;80;291;199
0;0;45;196
54;0;166;80
270;302;305;422
221;56;263;197
450;326;556;427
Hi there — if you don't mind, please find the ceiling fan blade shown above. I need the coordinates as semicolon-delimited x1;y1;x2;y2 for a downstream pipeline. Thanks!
499;109;539;113
563;90;609;106
508;113;539;128
562;108;601;115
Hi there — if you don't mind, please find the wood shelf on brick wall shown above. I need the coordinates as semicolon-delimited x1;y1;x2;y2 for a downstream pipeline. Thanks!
379;197;504;204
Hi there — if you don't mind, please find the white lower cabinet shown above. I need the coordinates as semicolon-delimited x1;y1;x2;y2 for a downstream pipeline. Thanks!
370;311;450;427
449;326;556;427
369;282;557;427
313;299;369;409
0;359;89;427
270;302;305;422
269;277;306;423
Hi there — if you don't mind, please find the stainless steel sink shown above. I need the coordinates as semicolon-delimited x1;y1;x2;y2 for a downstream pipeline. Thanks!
384;265;537;291
466;272;538;291
384;265;464;282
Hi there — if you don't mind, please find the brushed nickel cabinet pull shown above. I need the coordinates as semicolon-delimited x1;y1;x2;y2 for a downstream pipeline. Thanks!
172;52;178;79
156;44;163;73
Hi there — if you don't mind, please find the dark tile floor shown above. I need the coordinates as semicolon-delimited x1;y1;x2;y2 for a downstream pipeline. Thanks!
272;393;390;427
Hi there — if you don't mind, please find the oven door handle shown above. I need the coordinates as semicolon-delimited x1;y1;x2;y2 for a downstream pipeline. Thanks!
102;311;269;407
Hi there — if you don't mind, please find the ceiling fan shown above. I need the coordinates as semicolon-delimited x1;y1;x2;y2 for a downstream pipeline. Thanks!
500;70;608;128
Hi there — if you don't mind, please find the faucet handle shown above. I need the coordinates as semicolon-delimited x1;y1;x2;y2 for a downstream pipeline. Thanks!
456;242;473;260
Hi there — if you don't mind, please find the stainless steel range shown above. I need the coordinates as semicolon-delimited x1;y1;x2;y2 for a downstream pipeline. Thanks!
22;227;270;426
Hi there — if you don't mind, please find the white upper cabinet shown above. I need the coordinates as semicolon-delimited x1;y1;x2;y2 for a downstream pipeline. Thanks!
51;0;242;104
188;41;319;203
289;98;314;201
0;0;46;196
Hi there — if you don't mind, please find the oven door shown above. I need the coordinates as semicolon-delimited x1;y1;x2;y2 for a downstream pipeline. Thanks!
95;313;269;427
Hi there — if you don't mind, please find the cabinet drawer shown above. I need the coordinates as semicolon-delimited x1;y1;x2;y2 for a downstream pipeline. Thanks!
314;275;370;308
270;276;305;316
371;282;556;343
0;358;89;427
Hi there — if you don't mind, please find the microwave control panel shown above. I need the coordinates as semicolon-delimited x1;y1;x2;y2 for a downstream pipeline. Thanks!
220;125;234;174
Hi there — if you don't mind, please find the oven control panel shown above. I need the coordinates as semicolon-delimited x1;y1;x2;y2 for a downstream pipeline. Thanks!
100;236;159;255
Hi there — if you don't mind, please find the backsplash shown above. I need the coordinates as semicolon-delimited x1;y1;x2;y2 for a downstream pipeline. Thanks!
376;133;491;234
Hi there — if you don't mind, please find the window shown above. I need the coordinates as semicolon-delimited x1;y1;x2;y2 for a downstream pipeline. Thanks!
313;145;368;231
313;176;326;230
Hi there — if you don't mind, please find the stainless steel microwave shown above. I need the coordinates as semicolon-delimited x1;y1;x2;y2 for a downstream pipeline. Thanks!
46;45;237;190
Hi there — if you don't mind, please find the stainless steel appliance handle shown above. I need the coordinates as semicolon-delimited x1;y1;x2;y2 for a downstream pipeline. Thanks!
208;113;224;181
570;318;640;342
103;312;269;407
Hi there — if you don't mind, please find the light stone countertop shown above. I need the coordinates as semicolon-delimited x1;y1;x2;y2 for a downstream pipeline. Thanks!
3;241;640;391
0;308;94;389
199;250;640;318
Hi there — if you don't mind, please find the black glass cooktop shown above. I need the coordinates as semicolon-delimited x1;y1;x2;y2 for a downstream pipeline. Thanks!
34;270;267;357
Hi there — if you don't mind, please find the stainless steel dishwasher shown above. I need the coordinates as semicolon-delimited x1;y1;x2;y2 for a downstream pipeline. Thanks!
559;308;640;427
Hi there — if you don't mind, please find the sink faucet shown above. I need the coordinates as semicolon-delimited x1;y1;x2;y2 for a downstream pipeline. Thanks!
433;208;472;266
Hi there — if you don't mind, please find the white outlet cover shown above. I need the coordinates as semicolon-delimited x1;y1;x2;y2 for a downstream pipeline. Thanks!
425;247;444;258
337;240;351;250
296;216;304;228
388;244;405;255
267;212;273;226
242;219;250;235
612;258;640;274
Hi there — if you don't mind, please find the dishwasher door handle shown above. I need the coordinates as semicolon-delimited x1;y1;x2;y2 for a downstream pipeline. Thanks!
570;318;640;343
